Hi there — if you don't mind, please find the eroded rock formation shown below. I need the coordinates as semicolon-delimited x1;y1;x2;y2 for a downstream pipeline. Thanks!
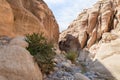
0;0;59;43
60;0;120;48
60;0;120;80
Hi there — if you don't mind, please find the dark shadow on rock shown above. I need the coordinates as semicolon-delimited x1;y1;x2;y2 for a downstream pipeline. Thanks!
59;34;117;80
77;49;117;80
59;34;81;53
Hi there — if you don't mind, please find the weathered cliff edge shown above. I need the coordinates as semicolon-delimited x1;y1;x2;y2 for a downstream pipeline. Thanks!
60;0;120;48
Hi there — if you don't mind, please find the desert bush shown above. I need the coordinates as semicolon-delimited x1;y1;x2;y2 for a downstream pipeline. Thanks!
65;51;77;63
25;33;55;74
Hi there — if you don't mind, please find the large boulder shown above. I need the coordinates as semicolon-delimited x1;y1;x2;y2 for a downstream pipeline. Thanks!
0;44;42;80
0;0;59;43
59;34;80;53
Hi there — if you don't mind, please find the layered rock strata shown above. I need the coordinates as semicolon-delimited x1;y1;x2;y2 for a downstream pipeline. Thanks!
60;0;120;48
0;0;59;43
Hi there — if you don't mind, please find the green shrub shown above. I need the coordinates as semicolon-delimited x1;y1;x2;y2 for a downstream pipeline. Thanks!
25;33;55;74
65;51;77;63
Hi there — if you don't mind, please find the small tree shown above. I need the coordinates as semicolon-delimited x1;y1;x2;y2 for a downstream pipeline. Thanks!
25;33;55;74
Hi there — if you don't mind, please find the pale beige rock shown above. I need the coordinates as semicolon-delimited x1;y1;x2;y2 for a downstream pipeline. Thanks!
116;7;120;21
113;18;118;29
0;45;42;80
59;0;117;49
0;76;7;80
89;43;100;59
103;54;120;80
74;73;90;80
87;8;99;34
95;38;120;60
60;1;120;79
87;29;97;48
101;32;118;43
9;36;28;48
91;38;120;80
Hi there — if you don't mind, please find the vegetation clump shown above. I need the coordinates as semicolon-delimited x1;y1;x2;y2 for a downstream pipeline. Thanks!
65;51;77;63
25;33;55;74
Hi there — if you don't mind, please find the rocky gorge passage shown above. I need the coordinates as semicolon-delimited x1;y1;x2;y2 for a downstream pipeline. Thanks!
59;0;120;80
0;0;120;80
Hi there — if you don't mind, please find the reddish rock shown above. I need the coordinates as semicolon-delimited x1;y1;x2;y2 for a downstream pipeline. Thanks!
0;0;59;43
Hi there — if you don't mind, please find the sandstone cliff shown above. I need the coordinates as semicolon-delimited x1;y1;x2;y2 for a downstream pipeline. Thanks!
60;0;120;48
59;0;120;80
0;0;59;43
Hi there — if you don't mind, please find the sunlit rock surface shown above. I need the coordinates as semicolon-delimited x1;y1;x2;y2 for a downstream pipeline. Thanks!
0;0;59;43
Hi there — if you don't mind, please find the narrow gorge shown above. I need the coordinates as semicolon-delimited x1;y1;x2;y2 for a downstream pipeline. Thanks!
0;0;120;80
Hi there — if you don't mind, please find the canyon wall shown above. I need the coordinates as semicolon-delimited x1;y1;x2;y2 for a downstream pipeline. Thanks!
60;0;120;79
0;0;59;43
0;0;59;80
60;0;120;48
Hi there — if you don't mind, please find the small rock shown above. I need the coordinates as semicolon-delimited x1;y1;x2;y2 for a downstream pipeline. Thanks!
53;58;58;63
74;73;90;80
54;67;58;71
84;71;98;79
53;62;57;66
56;71;74;80
61;62;71;68
67;60;72;64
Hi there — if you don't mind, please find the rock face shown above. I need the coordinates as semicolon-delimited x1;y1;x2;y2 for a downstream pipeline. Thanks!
59;0;120;48
60;0;120;80
0;37;42;80
0;0;59;43
89;35;120;80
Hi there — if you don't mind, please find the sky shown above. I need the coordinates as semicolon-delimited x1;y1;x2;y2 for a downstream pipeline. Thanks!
44;0;98;32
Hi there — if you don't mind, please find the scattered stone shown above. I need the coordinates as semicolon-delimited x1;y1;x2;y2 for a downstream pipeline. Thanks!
74;73;90;80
